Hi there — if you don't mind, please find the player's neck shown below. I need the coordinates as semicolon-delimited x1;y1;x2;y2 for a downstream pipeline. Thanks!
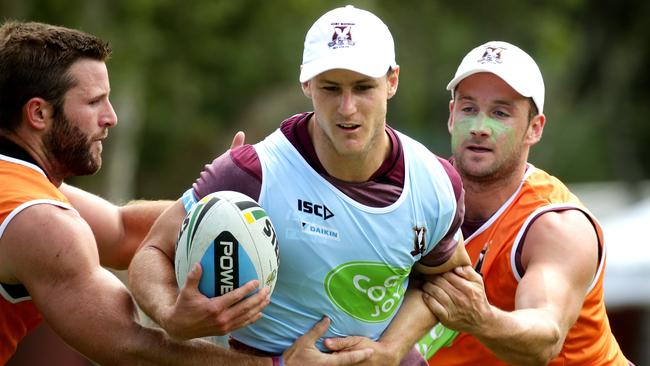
462;164;527;221
309;117;391;183
6;130;64;187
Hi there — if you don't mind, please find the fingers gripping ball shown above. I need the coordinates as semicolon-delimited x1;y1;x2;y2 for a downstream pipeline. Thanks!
175;191;280;297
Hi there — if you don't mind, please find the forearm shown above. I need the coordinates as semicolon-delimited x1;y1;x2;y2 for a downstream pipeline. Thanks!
122;327;272;366
474;306;561;366
128;245;180;328
379;285;437;364
45;269;271;366
60;183;122;268
94;297;273;365
117;200;173;266
60;183;171;269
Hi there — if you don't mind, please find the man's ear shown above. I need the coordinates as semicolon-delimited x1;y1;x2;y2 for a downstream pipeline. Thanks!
301;81;312;98
447;99;455;133
24;98;54;131
526;113;546;145
386;66;400;99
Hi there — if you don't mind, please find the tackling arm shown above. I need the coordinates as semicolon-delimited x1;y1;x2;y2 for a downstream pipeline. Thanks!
474;210;598;364
0;203;273;366
423;210;599;365
60;183;171;270
59;132;245;270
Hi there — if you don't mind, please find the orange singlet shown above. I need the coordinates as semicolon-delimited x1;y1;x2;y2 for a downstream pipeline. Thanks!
422;164;628;366
0;153;73;364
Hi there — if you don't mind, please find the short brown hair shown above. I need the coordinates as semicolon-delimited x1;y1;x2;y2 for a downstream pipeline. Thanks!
0;21;111;132
527;98;539;122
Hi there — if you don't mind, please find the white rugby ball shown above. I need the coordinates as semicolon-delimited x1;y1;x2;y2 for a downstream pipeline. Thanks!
175;191;279;297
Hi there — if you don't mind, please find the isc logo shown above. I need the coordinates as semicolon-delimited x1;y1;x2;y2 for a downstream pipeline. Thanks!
298;199;334;220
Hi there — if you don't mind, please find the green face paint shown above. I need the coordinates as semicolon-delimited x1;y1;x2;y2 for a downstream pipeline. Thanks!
450;112;516;152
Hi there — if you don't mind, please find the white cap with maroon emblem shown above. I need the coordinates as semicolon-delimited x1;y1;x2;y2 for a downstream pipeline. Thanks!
446;41;545;113
299;5;398;83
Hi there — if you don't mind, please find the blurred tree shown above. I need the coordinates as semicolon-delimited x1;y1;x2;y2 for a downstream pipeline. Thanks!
550;0;650;194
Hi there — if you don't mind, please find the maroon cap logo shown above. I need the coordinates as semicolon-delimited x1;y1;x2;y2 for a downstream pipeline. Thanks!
328;23;355;49
478;46;505;64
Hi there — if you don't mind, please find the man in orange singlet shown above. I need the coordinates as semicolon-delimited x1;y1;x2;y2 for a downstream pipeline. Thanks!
417;41;631;365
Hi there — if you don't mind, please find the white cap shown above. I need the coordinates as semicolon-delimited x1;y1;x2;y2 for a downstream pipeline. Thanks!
299;5;398;83
446;41;545;113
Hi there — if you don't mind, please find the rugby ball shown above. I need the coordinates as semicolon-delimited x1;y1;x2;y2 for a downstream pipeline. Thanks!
175;191;279;297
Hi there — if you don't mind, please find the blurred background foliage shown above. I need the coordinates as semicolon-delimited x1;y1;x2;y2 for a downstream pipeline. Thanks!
2;0;649;202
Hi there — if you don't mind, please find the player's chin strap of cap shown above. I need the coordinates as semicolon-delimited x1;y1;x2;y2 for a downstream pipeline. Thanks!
272;355;284;366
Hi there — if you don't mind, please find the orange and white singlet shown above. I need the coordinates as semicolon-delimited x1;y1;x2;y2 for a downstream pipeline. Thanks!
422;164;628;366
0;146;73;364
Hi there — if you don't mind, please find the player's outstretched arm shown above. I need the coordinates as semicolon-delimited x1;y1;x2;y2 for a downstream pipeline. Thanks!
0;203;275;365
422;210;598;365
58;131;245;271
60;182;171;270
129;199;270;340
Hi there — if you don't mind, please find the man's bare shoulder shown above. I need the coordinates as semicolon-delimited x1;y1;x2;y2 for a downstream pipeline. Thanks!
0;203;98;288
522;209;599;277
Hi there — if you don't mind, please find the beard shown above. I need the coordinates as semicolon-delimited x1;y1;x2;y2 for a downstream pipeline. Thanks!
43;112;102;176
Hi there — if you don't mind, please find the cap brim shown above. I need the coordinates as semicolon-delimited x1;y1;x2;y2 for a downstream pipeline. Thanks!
446;68;533;99
300;55;395;83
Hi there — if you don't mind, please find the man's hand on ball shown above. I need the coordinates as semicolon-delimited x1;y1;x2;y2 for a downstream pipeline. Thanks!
163;263;270;340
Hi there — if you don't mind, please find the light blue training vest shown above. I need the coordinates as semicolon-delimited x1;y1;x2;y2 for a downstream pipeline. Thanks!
230;129;459;353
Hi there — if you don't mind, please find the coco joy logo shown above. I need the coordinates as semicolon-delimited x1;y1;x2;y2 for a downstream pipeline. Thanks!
324;261;409;322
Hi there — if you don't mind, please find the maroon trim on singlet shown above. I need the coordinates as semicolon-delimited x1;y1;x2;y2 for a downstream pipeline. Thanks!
513;208;604;278
438;157;464;203
281;112;327;176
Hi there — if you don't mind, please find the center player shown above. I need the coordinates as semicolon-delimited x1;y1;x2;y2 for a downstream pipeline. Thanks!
129;6;469;365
